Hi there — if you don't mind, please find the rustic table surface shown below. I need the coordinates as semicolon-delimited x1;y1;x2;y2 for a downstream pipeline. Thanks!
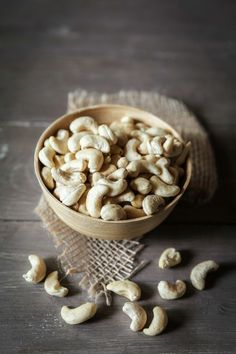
0;1;236;353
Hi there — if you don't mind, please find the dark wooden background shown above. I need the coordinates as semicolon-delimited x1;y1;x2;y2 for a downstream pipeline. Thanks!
0;1;236;353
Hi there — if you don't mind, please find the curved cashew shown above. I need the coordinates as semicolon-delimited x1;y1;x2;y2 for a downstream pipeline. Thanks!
121;115;135;124
175;141;191;165
146;126;169;137
76;188;90;215
123;205;145;219
130;177;152;195
61;303;97;325
67;131;93;153
80;134;110;153
110;119;134;135
126;160;160;177
106;280;141;301
75;148;104;173
51;167;87;186
100;204;127;221
143;306;168;336
142;195;165;215
147;136;165;155
150;175;180;197
44;271;68;297
61;159;86;172
49;129;69;154
157;280;186;300
69;116;98;134
98;124;118;144
100;163;117;177
122;302;147;332
41;167;54;189
54;155;65;168
117;156;129;168
39;146;55;168
64;152;76;162
163;135;183;157
190;260;219;290
86;184;110;217
96;177;127;197
156;157;175;185
23;255;46;284
54;184;86;206
124;138;142;162
89;172;103;186
159;248;181;269
131;194;145;208
104;190;135;205
108;168;128;181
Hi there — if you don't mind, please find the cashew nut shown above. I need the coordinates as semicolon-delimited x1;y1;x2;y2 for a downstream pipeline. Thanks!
54;155;65;168
124;138;142;162
51;167;87;186
190;260;219;290
96;177;127;197
131;194;145;208
142;195;165;215
76;188;90;215
23;255;46;284
130;177;152;195
123;205;146;219
122;302;147;332
106;280;141;301
54;184;86;206
100;204;127;221
163;134;183;157
61;303;97;325
147;136;165;155
98;124;118;144
60;159;86;172
86;184;110;217
146;126;169;137
117;156;129;168
67;131;93;153
121;115;135;124
39;146;55;168
126;160;160;177
69;116;98;134
150;175;180;197
99;163;117;177
108;168;128;181
156;157;175;185
157;280;186;300
64;152;76;162
75;148;104;173
49;129;69;154
41;167;54;189
44;271;68;297
104;190;135;205
80;134;110;153
159;248;182;269
143;306;168;336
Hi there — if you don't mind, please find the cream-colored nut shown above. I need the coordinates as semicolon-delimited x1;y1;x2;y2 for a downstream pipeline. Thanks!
130;177;152;195
108;168;128;180
122;302;147;332
104;190;135;205
64;152;76;162
143;306;168;336
142;195;165;215
76;188;90;215
51;167;87;186
163;135;183;157
130;130;149;141
61;303;97;325
157;280;186;300
44;138;51;147
96;177;127;197
44;271;68;297
190;260;219;290
23;255;46;284
54;184;86;206
175;141;191;165
147;136;165;155
137;137;151;155
106;280;141;301
120;115;135;124
123;205;146;219
159;248;182;269
156;157;175;185
117;157;129;168
146;126;169;137
80;134;110;153
150;175;180;197
69;116;98;134
54;155;65;168
143;155;159;163
75;148;104;173
39;146;55;168
131;194;145;208
60;159;86;172
89;172;103;186
98;124;118;144
67;131;93;153
41;167;54;189
124;138;142;162
101;204;127;221
49;129;69;154
86;184;110;218
126;160;160;177
100;163;117;177
111;119;134;135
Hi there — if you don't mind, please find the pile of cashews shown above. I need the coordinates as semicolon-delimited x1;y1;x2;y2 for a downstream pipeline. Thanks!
38;115;191;220
23;251;219;334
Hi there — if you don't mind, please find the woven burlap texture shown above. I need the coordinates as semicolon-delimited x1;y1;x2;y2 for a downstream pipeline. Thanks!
36;90;218;305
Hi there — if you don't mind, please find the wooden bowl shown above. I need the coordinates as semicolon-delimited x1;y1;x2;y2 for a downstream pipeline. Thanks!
34;104;192;240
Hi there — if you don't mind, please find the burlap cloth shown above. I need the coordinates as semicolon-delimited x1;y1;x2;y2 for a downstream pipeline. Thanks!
35;90;218;305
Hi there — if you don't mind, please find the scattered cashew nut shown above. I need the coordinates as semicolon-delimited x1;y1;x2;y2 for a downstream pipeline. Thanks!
157;280;186;300
190;260;219;290
159;248;182;269
122;302;147;332
106;280;141;301
23;255;46;284
44;271;68;297
61;303;97;325
143;306;168;336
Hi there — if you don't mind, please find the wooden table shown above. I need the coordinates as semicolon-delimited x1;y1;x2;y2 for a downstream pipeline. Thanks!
0;1;235;353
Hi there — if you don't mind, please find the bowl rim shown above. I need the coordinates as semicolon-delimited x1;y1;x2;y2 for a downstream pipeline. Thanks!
34;104;192;224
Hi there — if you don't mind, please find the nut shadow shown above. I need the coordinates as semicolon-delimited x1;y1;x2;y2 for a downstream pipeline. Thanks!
137;281;156;301
165;307;189;334
205;261;236;290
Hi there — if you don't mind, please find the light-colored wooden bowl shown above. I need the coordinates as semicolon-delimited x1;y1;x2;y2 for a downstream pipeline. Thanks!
34;104;192;240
